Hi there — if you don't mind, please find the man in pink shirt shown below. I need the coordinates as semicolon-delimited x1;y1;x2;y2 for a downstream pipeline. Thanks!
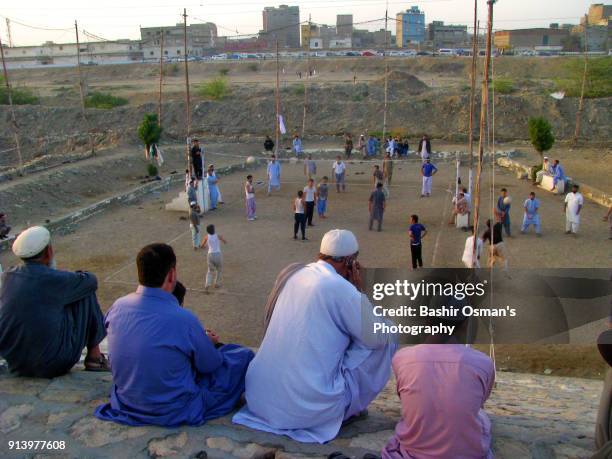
382;309;495;459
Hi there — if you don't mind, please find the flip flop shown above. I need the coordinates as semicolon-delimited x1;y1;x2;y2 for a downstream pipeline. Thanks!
84;354;111;372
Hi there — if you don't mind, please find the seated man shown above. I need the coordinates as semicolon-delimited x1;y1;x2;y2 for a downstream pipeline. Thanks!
551;159;565;192
95;243;253;427
382;306;495;459
233;229;397;443
0;226;108;377
535;156;552;184
448;192;469;225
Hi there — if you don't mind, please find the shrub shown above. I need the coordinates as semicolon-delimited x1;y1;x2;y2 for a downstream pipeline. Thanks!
218;67;230;76
198;77;230;100
555;57;612;98
247;63;259;72
147;163;159;177
85;91;128;109
530;163;543;181
528;117;554;159
0;77;39;105
137;113;162;158
493;78;514;94
292;83;305;96
162;64;180;76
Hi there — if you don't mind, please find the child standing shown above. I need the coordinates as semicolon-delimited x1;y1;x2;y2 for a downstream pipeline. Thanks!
408;214;427;269
317;176;329;219
293;190;307;241
200;224;227;292
189;202;201;250
245;175;257;221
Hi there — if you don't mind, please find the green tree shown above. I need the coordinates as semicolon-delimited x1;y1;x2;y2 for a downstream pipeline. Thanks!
137;113;162;159
528;117;554;159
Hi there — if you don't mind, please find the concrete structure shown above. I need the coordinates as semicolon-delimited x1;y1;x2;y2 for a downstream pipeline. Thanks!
396;6;426;47
588;3;612;25
494;28;570;51
140;23;218;58
570;4;611;51
353;28;392;48
2;40;143;69
427;21;468;49
336;14;353;38
262;5;300;49
329;38;352;49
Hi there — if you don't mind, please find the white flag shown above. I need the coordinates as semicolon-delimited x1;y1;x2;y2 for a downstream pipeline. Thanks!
278;115;287;135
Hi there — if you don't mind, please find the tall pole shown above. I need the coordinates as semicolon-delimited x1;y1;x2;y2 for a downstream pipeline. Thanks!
275;39;280;156
158;28;164;127
467;8;479;197
301;15;311;137
382;3;389;143
472;0;496;266
573;16;588;146
6;19;13;48
183;9;192;171
0;35;24;174
75;20;94;155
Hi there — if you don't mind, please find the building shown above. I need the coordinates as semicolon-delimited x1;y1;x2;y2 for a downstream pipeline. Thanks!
569;3;611;51
352;28;392;48
329;38;352;48
493;28;569;51
336;14;353;38
2;40;143;69
587;3;612;25
427;21;468;49
396;6;425;47
300;23;335;48
140;23;218;58
262;5;300;49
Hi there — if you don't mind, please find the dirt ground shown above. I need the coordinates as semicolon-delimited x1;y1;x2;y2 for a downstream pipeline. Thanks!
1;154;609;378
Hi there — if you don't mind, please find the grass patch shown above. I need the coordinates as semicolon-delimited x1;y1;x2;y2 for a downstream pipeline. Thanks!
162;64;180;77
0;78;39;105
85;91;128;109
292;83;305;96
198;77;230;100
555;57;612;98
218;67;230;76
247;63;259;72
493;78;514;94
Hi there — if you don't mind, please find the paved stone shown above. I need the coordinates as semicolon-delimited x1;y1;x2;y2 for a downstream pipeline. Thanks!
0;404;33;434
70;417;151;448
147;432;188;457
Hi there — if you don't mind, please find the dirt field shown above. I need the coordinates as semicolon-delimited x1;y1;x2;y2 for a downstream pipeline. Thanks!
1;155;609;378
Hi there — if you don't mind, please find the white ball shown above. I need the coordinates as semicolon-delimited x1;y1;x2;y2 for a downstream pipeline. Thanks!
503;196;512;205
246;156;256;165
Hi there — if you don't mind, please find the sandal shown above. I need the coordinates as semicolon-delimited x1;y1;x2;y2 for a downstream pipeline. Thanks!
84;354;111;372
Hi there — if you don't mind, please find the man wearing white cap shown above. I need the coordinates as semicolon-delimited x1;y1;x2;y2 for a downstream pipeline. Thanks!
0;226;109;377
233;229;397;443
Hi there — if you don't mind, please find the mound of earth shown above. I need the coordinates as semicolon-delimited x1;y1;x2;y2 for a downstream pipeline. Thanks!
378;70;429;94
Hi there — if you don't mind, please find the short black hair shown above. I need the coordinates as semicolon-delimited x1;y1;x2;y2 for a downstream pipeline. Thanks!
573;184;579;189
247;174;253;179
172;281;186;306
297;190;304;197
206;224;215;235
376;182;383;188
500;188;507;192
529;191;535;196
136;243;176;288
411;214;419;223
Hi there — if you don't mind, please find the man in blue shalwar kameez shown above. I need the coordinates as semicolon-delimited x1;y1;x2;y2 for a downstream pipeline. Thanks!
521;192;542;236
95;243;253;427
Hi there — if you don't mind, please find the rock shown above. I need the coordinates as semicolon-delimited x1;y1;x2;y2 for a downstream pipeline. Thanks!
543;369;553;375
147;432;188;457
0;404;33;433
70;417;150;448
233;443;277;459
206;436;238;453
349;429;394;450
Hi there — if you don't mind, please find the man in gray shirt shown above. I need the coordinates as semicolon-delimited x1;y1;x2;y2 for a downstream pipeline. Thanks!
369;182;386;232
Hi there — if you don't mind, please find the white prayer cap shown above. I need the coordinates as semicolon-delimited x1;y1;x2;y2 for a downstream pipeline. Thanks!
12;226;51;259
320;229;359;257
544;156;549;160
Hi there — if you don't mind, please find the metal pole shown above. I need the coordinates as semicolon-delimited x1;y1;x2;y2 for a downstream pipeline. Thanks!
183;8;192;172
382;4;389;143
573;16;588;146
75;20;95;155
0;35;24;174
158;28;164;127
275;39;280;156
467;7;479;196
471;0;496;267
301;15;311;137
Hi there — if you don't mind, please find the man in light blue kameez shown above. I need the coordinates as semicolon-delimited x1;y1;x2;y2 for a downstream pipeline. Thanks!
267;155;281;196
233;229;397;443
521;192;541;236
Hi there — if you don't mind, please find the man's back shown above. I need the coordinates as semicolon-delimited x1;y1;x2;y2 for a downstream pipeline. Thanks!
385;345;494;459
0;264;97;376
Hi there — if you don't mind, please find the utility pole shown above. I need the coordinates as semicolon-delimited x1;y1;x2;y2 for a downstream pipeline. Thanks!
0;34;24;174
301;14;311;137
467;5;479;197
6;19;13;48
183;8;192;171
75;20;94;155
471;0;496;267
275;38;281;156
573;16;588;146
158;28;164;127
382;2;389;143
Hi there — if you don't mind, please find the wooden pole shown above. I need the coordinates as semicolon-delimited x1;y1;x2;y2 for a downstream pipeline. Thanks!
471;0;495;267
75;21;95;155
573;16;588;146
382;4;389;143
467;8;479;196
0;35;24;174
301;15;311;137
158;28;164;127
183;8;192;172
275;38;280;156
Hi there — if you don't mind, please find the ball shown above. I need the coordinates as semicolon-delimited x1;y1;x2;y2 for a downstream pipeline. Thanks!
246;156;256;165
503;196;512;205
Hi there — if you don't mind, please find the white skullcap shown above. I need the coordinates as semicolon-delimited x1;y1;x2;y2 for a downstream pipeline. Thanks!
544;156;549;160
320;229;359;257
12;226;51;259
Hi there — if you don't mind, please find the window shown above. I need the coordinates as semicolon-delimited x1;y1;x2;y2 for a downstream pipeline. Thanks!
177;49;181;54
150;51;154;55
59;45;63;50
164;50;168;55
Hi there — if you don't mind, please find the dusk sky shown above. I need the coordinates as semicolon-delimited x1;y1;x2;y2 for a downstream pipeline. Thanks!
1;0;594;46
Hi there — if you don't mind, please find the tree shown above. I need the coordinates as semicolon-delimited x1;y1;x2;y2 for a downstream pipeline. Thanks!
137;113;162;159
528;117;554;159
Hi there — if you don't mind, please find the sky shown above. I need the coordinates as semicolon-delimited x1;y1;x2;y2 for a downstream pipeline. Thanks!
0;0;595;46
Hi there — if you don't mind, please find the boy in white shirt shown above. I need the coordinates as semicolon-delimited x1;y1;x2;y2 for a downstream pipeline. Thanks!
200;224;227;291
